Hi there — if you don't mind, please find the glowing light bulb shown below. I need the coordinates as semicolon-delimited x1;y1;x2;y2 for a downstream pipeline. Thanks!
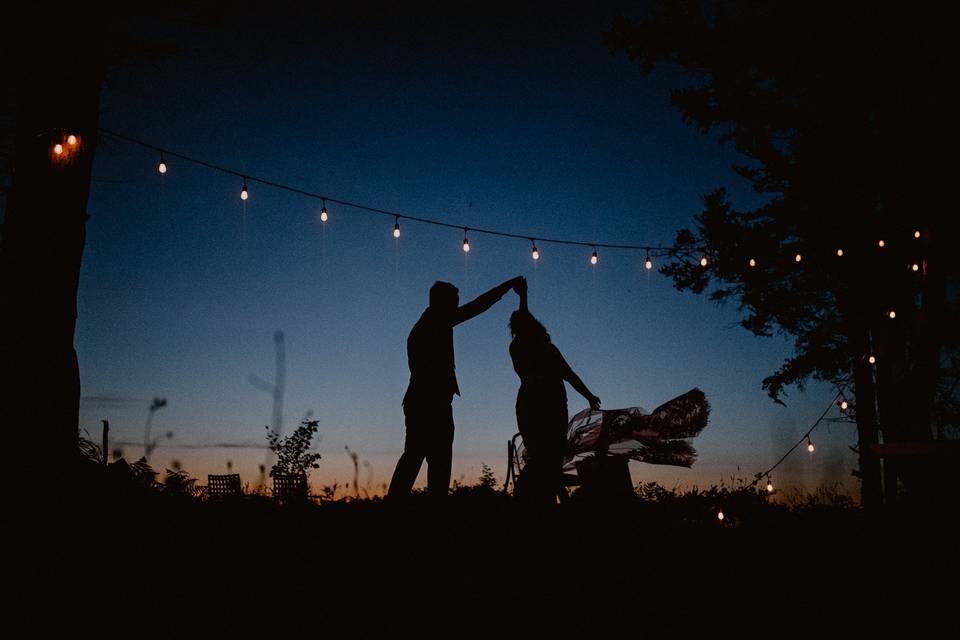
240;184;249;201
766;480;774;493
914;230;921;239
591;250;598;265
463;237;470;252
749;258;756;268
66;134;77;146
320;207;328;222
794;253;802;263
53;143;63;155
878;239;885;248
911;263;920;272
699;256;708;267
717;510;725;521
868;355;877;365
837;249;844;257
807;438;815;454
158;160;167;174
645;256;653;270
531;244;540;261
840;399;849;412
393;222;401;238
888;310;896;319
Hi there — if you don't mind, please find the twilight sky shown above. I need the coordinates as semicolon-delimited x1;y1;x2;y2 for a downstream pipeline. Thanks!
76;4;855;495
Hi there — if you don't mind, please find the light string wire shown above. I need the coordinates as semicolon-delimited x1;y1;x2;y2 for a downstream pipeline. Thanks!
748;382;850;490
98;128;686;256
94;128;879;497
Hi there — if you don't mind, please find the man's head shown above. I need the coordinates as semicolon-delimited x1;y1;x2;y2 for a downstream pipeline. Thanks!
429;281;459;311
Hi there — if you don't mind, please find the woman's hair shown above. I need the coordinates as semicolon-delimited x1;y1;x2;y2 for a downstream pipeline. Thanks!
510;310;550;343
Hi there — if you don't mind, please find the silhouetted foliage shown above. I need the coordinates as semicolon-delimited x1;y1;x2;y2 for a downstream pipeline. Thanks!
265;418;321;479
78;430;104;465
607;1;959;504
163;468;200;498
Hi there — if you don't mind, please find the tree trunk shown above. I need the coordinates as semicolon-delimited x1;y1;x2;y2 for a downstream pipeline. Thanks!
851;329;883;509
0;17;105;500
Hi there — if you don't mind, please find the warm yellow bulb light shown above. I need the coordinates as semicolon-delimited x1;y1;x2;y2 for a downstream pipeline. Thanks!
393;223;401;238
532;246;540;261
66;134;78;146
699;256;708;267
888;310;896;319
837;249;844;257
878;239;885;248
591;250;598;265
645;257;653;270
794;253;802;263
53;143;63;155
868;355;877;365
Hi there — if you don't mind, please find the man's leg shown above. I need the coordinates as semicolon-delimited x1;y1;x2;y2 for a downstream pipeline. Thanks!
387;405;428;499
425;403;455;500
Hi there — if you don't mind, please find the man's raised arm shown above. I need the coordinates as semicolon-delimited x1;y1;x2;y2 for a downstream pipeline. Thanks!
452;277;521;326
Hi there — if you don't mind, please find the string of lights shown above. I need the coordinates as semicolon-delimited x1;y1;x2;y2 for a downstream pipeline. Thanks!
748;383;850;495
97;128;681;260
86;128;910;502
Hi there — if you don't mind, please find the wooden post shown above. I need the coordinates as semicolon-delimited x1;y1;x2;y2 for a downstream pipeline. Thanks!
101;419;109;467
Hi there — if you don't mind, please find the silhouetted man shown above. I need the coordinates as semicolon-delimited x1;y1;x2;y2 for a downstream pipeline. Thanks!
388;277;523;500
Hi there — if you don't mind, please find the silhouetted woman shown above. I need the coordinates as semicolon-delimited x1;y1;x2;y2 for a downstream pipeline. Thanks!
510;278;600;505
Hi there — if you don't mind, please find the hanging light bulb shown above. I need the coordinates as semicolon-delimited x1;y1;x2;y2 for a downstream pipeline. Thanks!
158;154;167;174
393;217;401;238
766;477;774;493
840;399;849;412
531;240;539;261
888;310;896;319
240;178;249;201
837;248;844;257
868;355;877;365
878;239;885;248
66;134;78;146
53;143;64;155
645;255;653;270
911;263;920;272
748;258;756;268
320;199;328;222
914;230;921;239
794;253;802;263
806;437;815;453
717;510;725;521
463;229;470;252
590;248;598;265
699;255;708;267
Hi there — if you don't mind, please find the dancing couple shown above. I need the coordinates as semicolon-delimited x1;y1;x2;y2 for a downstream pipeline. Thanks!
387;276;599;505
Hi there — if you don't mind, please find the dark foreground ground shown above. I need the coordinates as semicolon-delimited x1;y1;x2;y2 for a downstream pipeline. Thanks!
13;467;960;629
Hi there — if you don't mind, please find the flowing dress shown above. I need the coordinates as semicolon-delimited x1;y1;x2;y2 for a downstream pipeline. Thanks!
510;336;573;502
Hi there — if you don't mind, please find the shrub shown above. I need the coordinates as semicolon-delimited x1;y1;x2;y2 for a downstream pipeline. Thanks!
265;419;322;480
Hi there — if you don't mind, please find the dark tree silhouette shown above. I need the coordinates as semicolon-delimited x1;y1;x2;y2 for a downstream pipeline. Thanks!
1;9;107;497
607;1;958;506
0;6;209;499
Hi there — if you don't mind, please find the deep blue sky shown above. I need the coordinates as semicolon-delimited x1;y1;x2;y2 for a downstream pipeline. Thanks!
77;4;855;494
